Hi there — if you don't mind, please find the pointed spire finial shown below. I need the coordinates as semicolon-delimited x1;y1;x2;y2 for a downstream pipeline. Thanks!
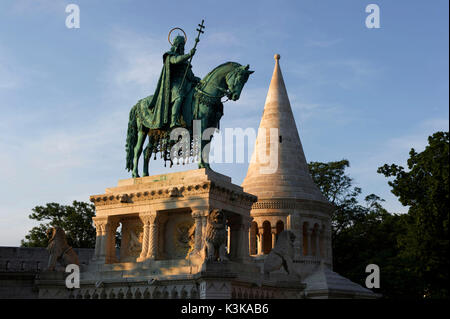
274;53;280;61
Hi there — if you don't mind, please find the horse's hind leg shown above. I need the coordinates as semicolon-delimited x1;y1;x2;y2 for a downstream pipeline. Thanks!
143;142;152;177
132;129;147;178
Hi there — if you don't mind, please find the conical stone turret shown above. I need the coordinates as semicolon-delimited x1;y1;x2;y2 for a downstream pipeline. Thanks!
242;54;332;270
242;54;326;203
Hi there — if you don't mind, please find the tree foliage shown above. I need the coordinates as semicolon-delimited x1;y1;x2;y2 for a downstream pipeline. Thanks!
309;160;422;299
378;131;449;298
21;201;97;248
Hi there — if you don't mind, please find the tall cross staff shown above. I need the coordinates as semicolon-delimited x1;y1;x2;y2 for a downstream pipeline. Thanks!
179;19;205;91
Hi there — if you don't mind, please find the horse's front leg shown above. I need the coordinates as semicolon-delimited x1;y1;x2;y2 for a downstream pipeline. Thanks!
199;138;211;170
198;119;212;170
132;130;147;178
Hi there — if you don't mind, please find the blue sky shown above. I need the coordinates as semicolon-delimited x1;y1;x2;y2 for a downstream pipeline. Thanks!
0;0;448;245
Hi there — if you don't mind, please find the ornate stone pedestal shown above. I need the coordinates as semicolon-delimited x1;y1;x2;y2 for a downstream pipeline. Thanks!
89;168;256;267
35;169;310;299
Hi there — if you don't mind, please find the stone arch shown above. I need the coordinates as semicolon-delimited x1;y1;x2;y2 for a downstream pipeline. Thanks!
302;222;309;256
143;288;151;299
153;288;161;299
171;288;179;299
126;288;133;299
134;289;142;299
190;287;198;299
108;290;116;299
262;221;272;254
83;290;91;299
181;288;188;299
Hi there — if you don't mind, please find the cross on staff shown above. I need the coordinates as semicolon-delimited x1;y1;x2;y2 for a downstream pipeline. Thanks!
179;20;205;91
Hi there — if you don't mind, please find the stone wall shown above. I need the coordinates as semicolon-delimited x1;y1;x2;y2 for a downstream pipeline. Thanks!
0;246;94;299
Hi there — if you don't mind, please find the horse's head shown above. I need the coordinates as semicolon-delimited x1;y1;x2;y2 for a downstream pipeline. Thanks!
225;64;254;101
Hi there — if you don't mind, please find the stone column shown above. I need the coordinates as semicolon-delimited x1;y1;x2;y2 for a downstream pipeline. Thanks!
326;222;333;265
93;216;119;263
192;210;205;253
271;230;277;249
258;227;264;255
201;213;208;242
237;217;252;262
105;218;120;264
93;218;106;261
146;213;158;260
315;229;320;258
226;215;251;261
257;234;261;255
319;228;325;258
307;228;313;256
138;213;154;262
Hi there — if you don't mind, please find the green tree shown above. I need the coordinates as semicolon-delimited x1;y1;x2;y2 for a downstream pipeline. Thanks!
378;131;449;298
21;201;97;248
309;160;421;299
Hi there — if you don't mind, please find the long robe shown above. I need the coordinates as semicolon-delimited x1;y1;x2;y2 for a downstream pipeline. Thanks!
142;51;175;129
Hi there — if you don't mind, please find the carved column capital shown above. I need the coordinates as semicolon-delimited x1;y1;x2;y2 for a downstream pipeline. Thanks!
139;212;157;225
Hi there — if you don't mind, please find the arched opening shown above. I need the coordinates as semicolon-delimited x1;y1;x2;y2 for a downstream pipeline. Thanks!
249;222;258;255
275;220;284;242
302;222;309;256
262;221;272;254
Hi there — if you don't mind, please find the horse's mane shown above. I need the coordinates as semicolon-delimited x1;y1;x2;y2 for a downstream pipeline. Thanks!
202;62;241;83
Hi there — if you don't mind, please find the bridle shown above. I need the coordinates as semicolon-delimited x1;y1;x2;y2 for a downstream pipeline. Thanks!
194;66;243;103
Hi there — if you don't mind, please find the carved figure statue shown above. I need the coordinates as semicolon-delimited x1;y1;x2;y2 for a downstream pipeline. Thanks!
263;230;299;278
46;227;79;271
125;22;254;177
128;227;142;256
203;209;228;262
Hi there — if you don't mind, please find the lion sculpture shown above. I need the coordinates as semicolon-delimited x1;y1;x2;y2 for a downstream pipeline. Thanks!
263;230;300;278
46;227;79;271
203;209;228;262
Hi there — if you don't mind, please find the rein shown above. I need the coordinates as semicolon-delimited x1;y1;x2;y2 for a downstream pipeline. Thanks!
195;82;230;103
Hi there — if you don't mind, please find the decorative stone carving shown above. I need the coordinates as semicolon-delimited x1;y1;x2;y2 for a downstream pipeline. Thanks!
46;227;79;271
174;220;194;257
128;225;143;257
204;209;228;262
263;230;299;278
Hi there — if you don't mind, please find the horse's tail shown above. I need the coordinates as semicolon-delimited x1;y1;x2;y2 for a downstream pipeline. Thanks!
125;103;139;172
